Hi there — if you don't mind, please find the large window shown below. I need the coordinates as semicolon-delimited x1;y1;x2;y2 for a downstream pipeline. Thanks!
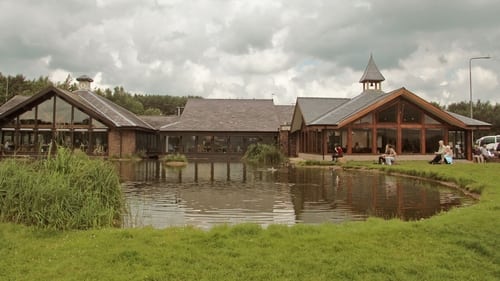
377;105;397;123
376;128;396;153
55;97;72;126
402;129;421;153
354;114;372;125
402;103;421;123
181;135;197;152
37;97;54;126
19;108;36;126
426;129;443;153
352;129;372;153
73;107;90;126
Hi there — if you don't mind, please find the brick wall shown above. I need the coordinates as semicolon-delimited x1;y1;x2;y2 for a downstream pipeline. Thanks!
108;129;136;157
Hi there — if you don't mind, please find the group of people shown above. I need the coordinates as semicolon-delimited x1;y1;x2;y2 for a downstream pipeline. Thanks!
429;140;453;164
473;143;500;163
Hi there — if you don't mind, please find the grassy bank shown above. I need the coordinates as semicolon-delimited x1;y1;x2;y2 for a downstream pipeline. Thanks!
1;161;499;280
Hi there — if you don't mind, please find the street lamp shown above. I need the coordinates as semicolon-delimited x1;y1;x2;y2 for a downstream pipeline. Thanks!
469;56;490;119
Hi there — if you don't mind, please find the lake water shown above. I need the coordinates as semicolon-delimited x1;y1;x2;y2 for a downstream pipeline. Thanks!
117;161;474;229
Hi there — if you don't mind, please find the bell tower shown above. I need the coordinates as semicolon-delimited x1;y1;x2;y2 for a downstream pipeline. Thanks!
359;54;385;91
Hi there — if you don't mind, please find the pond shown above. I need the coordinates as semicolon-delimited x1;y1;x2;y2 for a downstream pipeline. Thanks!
117;161;474;229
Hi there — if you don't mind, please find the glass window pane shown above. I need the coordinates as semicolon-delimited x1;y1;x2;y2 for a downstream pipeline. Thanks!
214;136;228;152
402;103;421;123
352;129;372;153
166;136;181;153
92;119;107;128
92;132;107;155
424;114;440;124
426;129;443;153
376;128;397;153
354;114;373;125
37;97;54;126
378;105;397;123
55;97;72;126
181;135;196;152
229;136;244;153
19;108;36;126
73;107;90;126
402;129;421;153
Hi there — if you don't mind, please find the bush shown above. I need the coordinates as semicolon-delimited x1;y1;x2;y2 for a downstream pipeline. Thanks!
242;143;286;165
161;153;188;163
0;147;125;230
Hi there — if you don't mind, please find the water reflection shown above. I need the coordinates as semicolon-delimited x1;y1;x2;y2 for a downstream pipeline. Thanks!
116;161;474;229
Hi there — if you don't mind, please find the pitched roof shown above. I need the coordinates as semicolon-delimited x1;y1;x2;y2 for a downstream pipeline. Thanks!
275;105;295;125
312;90;391;125
291;87;491;131
69;89;154;129
139;115;180;130
445;111;491;127
0;95;29;115
296;97;350;124
359;54;385;83
160;99;280;132
0;86;154;130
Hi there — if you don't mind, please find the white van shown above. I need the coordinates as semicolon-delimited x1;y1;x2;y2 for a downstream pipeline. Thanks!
475;135;500;150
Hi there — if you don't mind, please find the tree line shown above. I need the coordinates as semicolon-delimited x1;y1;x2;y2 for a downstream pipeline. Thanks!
0;73;199;116
0;73;499;136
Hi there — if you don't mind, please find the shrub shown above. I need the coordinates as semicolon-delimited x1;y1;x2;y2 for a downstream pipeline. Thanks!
0;147;125;230
242;143;286;165
161;153;188;163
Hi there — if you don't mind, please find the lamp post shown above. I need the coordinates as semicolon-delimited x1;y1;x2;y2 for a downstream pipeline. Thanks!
469;56;490;158
469;56;490;119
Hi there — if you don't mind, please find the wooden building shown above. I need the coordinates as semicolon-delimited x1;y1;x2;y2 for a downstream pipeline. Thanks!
290;55;491;160
159;98;294;160
0;76;158;158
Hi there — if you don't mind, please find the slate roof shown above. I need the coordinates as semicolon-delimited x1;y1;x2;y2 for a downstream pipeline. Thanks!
139;115;180;130
0;95;29;115
312;90;391;125
296;97;350;124
445;111;491;127
359;54;385;82
160;99;281;132
291;87;491;132
275;105;295;125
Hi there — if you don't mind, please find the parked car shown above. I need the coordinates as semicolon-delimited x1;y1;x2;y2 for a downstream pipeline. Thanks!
475;135;500;150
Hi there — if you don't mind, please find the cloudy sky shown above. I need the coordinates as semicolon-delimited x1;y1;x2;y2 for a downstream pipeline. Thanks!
1;0;499;105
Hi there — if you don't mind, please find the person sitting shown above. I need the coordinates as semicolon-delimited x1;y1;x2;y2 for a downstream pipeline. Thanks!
472;145;484;163
443;145;453;164
480;144;493;162
429;140;445;164
385;145;397;165
332;145;343;162
378;144;390;164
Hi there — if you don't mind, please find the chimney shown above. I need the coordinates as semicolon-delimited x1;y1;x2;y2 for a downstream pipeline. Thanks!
76;75;94;90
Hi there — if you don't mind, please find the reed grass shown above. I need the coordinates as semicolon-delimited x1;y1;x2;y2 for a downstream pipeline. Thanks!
0;147;125;230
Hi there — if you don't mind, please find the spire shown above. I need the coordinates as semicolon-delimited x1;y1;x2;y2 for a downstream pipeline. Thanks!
359;54;385;91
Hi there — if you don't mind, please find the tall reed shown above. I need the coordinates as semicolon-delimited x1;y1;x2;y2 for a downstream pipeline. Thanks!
0;147;125;230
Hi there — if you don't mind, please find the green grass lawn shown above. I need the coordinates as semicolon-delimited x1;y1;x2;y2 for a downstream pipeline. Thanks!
1;161;499;281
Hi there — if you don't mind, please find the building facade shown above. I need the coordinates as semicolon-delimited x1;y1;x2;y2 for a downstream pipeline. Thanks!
0;77;158;158
289;55;491;160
